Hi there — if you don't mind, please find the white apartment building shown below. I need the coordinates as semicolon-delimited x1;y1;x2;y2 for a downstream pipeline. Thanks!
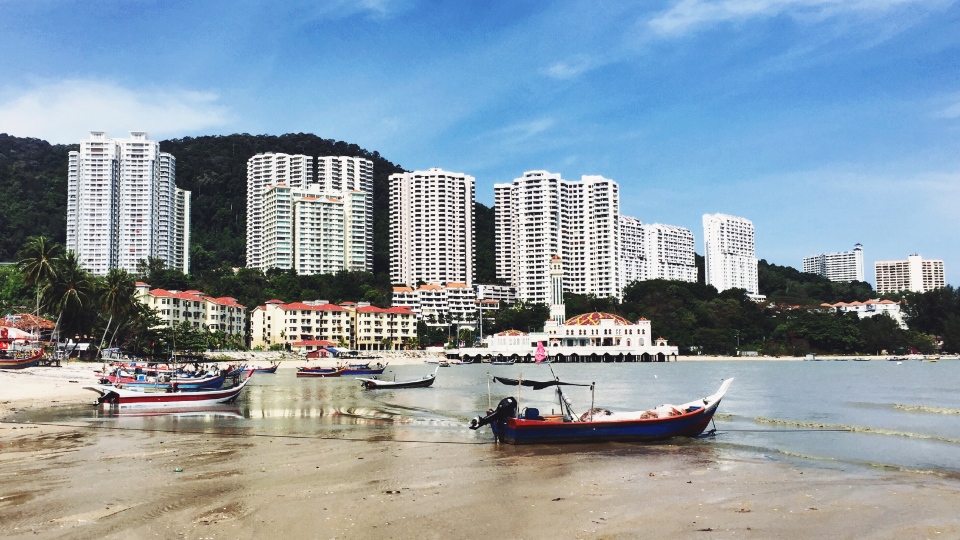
702;213;759;295
619;216;647;286
134;283;246;337
66;131;189;275
392;282;490;328
875;254;945;294
260;184;368;275
389;168;475;287
820;299;906;329
316;156;374;271
174;188;191;274
644;223;698;282
474;284;516;304
619;216;697;290
246;153;313;270
495;171;620;304
248;154;372;275
803;244;864;282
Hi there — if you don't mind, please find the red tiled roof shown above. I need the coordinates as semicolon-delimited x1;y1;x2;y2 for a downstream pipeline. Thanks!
565;312;632;326
496;329;527;336
282;302;344;312
207;297;246;309
265;299;284;304
393;286;414;293
150;289;205;301
292;340;337;347
6;313;55;331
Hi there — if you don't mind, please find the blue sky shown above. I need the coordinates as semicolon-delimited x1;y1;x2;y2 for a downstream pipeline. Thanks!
2;0;959;285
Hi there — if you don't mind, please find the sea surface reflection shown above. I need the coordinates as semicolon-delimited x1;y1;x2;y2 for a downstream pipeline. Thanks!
12;360;960;475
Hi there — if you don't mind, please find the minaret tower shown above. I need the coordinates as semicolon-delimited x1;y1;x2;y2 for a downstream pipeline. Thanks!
549;255;566;324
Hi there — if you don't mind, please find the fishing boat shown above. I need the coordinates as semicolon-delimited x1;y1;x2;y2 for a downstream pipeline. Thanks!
0;350;45;370
98;368;229;390
296;366;344;378
253;362;280;373
490;359;515;365
339;362;387;375
470;373;733;445
0;326;45;369
357;367;437;389
85;370;254;408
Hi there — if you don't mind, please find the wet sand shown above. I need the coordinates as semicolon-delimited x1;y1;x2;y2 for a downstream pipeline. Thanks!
3;364;960;539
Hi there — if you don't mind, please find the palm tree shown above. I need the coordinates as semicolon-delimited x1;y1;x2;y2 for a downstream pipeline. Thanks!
43;251;96;357
96;268;136;357
16;235;63;316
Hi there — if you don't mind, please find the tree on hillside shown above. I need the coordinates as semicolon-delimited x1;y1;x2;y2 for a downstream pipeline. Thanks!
16;235;63;315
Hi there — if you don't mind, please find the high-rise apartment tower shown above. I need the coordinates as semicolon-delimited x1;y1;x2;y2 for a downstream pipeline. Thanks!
389;168;475;287
803;244;864;282
66;131;189;275
495;171;620;304
702;213;758;294
875;254;945;294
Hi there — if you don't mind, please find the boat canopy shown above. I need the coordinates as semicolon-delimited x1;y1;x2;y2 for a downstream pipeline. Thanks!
492;376;591;390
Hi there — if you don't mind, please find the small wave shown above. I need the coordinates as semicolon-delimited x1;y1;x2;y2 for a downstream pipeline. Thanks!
776;449;836;462
894;404;960;415
753;417;960;444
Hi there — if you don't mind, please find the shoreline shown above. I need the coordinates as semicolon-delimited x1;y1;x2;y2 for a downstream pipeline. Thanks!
2;353;952;417
3;360;960;537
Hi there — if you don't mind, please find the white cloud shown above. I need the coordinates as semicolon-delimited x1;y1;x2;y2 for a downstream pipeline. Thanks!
0;79;232;144
543;55;600;80
938;99;960;119
647;0;943;38
487;118;556;142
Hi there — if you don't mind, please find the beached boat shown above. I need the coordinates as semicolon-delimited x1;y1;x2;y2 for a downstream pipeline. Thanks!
357;367;437;389
470;375;733;444
85;370;254;408
253;362;280;373
339;362;387;375
0;350;44;370
98;369;229;390
296;366;344;378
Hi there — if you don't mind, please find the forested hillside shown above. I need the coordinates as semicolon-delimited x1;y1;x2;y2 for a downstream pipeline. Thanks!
158;133;405;274
0;135;75;260
0;133;504;280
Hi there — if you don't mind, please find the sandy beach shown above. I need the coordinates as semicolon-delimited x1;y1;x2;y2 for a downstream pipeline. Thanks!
3;360;960;539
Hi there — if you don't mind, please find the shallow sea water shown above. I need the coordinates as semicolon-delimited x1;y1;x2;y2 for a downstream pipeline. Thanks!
14;360;960;476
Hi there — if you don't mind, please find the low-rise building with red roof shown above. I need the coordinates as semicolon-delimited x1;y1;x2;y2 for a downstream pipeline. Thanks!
134;283;247;337
250;300;417;351
821;298;906;328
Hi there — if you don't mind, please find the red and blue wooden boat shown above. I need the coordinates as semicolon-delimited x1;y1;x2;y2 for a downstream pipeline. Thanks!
0;350;45;369
470;378;733;445
296;366;344;378
98;370;229;390
85;370;254;408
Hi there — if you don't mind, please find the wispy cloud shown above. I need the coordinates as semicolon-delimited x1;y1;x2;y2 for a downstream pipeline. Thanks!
647;0;944;38
937;98;960;119
0;79;232;144
543;55;601;80
485;118;556;142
